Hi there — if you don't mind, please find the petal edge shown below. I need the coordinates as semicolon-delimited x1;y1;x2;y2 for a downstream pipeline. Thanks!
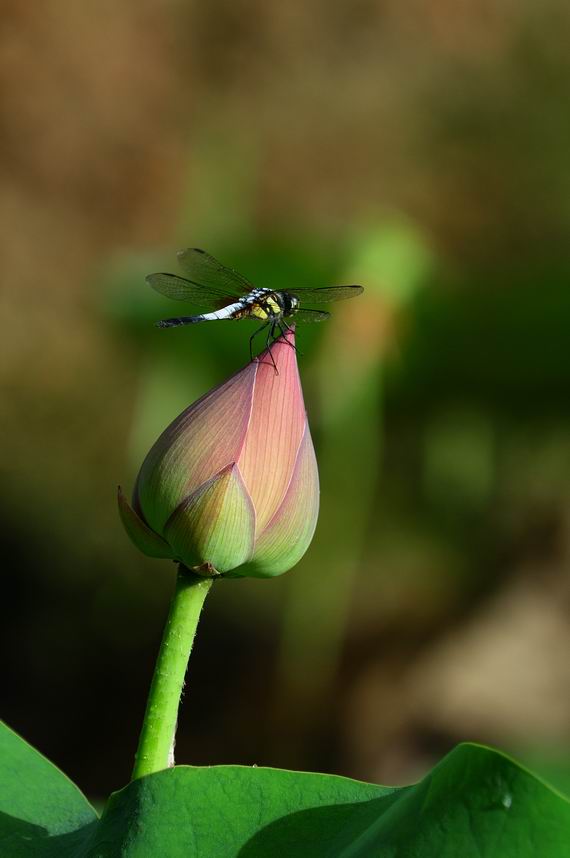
118;486;174;559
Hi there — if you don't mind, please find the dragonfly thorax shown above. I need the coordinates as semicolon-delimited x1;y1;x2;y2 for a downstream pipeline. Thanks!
245;289;286;321
247;290;300;321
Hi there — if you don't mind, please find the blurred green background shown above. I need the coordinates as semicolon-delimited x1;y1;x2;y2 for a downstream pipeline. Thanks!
2;1;570;802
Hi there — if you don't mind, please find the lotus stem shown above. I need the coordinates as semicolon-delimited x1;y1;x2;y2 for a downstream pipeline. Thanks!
131;566;213;781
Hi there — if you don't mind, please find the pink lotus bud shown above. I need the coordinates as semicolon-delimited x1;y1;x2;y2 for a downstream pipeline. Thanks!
119;331;319;577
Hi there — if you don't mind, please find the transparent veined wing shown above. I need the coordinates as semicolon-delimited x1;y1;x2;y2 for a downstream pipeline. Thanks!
288;285;363;304
177;248;254;294
291;309;330;323
146;273;238;308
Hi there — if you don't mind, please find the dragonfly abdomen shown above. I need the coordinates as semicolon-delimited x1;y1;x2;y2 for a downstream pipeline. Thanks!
155;302;244;328
155;316;203;328
199;301;247;322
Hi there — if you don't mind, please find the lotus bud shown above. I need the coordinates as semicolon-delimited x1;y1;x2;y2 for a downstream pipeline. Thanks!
119;331;319;578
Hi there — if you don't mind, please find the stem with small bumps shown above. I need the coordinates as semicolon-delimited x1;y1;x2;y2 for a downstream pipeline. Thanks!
131;566;213;781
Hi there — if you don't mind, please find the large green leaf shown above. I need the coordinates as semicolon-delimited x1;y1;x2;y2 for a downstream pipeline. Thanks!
95;765;396;857
0;721;97;857
88;744;570;856
1;722;569;856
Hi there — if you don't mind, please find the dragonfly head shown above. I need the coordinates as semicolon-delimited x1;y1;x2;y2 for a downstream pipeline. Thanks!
284;293;300;315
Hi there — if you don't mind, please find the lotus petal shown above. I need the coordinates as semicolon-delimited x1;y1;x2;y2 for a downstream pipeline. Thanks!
163;464;255;574
234;425;319;578
136;364;256;534
117;486;174;559
238;334;306;534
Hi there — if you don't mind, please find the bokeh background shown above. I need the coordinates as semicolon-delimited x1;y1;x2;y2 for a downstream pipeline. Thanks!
3;1;570;802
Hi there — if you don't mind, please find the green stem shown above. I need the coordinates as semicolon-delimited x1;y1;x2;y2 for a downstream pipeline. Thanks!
131;566;213;781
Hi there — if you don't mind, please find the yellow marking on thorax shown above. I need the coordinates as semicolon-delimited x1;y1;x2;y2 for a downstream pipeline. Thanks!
250;295;280;320
250;303;269;320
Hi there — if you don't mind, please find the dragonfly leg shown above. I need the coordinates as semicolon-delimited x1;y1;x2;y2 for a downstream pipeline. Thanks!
249;322;270;360
279;320;302;356
251;322;279;373
264;322;279;374
251;320;280;373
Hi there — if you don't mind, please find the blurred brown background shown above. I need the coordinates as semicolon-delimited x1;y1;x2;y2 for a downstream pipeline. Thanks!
2;0;570;801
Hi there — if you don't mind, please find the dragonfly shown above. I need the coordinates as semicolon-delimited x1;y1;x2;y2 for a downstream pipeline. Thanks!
147;248;364;361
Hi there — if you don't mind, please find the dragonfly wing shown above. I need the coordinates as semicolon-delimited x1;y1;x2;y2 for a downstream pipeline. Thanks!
289;285;364;304
177;248;254;295
291;309;331;323
146;273;238;308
